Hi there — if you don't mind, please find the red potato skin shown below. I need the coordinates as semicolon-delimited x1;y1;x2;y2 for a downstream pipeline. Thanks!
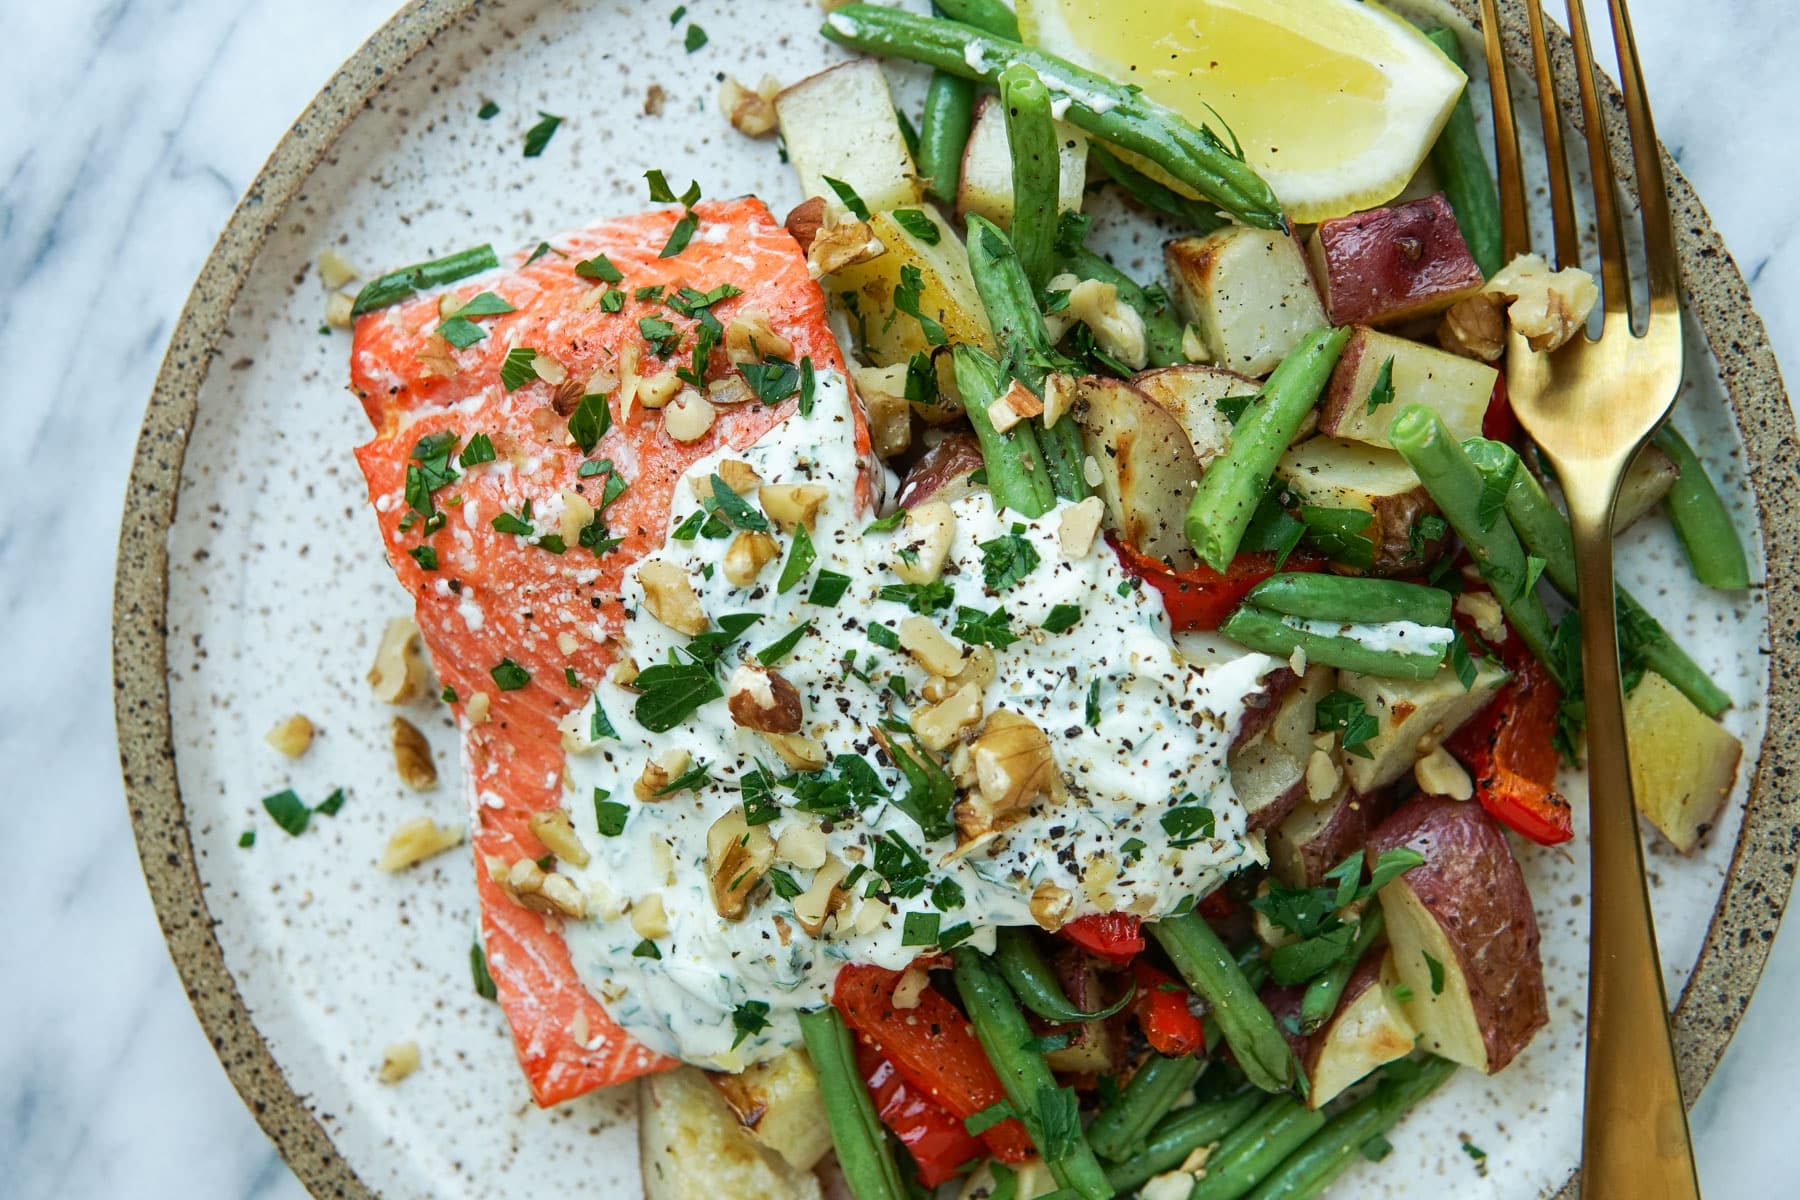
896;432;985;508
1367;795;1549;1072
1272;788;1396;888
1308;194;1485;327
1262;949;1390;1070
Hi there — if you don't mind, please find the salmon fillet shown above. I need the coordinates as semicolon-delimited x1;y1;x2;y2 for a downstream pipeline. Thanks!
350;197;858;1105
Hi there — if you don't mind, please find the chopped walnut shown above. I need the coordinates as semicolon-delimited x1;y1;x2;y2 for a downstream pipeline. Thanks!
464;691;491;724
957;711;1056;841
559;490;596;551
1042;372;1078;429
1045;276;1148;370
636;749;693;801
899;615;963;677
725;309;795;365
987;378;1045;434
1439;252;1600;359
785;197;828;255
1057;496;1106;559
912;683;984;752
776;824;829;870
708;374;756;407
1414;745;1474;801
630;893;670;939
697;458;763;498
391;717;437;789
892;963;931;1009
501;857;588;918
1305;748;1340;804
761;731;828;772
324;291;356;329
664;389;716;443
317;250;358;289
707;809;776;920
728;664;805;734
723;531;780;586
759;484;828;531
377;1041;419;1084
377;816;465;872
368;617;427;704
719;75;780;138
852;364;913;459
893;501;955;585
1028;881;1074;931
1454;590;1507;644
528;808;590;867
806;213;886;278
638;559;709;635
264;714;314;758
637;368;682;410
792;856;852;936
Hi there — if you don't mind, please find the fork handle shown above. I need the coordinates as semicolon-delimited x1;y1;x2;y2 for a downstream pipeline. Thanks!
1566;493;1702;1200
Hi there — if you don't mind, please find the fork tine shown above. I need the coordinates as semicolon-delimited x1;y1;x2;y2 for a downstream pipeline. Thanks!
1609;0;1680;320
1566;0;1633;317
1477;0;1531;260
1524;0;1582;269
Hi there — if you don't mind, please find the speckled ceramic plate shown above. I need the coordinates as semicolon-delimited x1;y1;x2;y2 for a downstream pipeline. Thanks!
115;1;1798;1197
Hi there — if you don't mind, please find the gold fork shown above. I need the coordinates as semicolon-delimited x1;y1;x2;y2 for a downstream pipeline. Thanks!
1476;0;1700;1195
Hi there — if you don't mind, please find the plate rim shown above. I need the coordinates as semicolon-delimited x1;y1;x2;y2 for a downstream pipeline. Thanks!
111;2;1800;1197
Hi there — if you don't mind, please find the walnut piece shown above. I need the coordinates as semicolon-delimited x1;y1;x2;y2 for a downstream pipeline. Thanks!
893;501;956;585
377;1041;420;1084
899;615;963;678
719;75;780;138
957;711;1057;841
785;197;828;255
528;807;590;867
638;559;709;635
664;389;716;443
806;213;886;278
987;378;1045;434
1045;275;1149;370
264;714;314;758
792;856;852;936
368;617;427;704
1414;745;1474;801
1439;252;1600;360
636;749;694;801
377;816;465;872
707;809;776;920
728;664;805;734
723;531;780;586
912;683;984;752
759;484;828;531
726;309;794;365
391;716;437;790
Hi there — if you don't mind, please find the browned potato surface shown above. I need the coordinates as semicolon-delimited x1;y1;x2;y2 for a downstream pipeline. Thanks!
1131;364;1257;466
897;432;986;509
1368;795;1548;1074
1072;376;1205;568
1303;950;1418;1108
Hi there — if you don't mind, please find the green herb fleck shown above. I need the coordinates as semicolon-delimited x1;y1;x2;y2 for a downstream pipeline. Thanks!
490;659;531;691
522;111;563;157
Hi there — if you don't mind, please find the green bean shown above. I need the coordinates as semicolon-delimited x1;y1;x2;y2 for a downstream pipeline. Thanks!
1652;425;1752;590
1463;438;1730;716
994;928;1134;1024
964;215;1089;501
1151;913;1294;1093
1424;29;1503;278
1298;907;1384;1036
1087;1053;1206;1163
1220;606;1448;680
820;5;1284;229
953;344;1057;518
951;947;1115;1199
1204;947;1270;1055
351;243;499;316
998;63;1060;290
933;0;1019;38
1243;1057;1457;1200
1103;1091;1264;1193
918;73;977;206
1087;141;1227;234
1190;1096;1328;1200
798;1008;907;1200
1245;574;1454;629
1185;327;1351;571
1388;405;1562;679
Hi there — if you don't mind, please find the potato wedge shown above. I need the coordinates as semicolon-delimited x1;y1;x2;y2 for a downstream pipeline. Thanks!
1274;436;1444;574
1306;194;1485;327
1268;784;1395;889
955;95;1088;228
897;431;986;510
1614;443;1680;533
1337;659;1509;792
1303;951;1418;1108
776;61;921;215
1626;670;1742;852
1072;375;1206;568
830;207;995;368
640;1066;823;1199
1230;666;1338;831
1369;795;1548;1074
1131;364;1258;467
1319;326;1497;449
1166;226;1328;377
709;1047;833;1171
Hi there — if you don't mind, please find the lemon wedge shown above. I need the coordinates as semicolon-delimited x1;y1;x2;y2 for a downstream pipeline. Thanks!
1018;0;1467;223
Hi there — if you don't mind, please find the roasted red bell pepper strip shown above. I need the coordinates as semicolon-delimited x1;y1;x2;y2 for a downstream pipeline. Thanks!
1482;372;1520;444
854;1038;985;1187
1058;912;1145;966
1446;656;1574;845
832;964;1035;1161
1110;537;1318;631
1131;961;1206;1057
1197;890;1238;921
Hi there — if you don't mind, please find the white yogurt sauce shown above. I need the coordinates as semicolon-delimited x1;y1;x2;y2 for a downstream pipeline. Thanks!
556;373;1279;1068
1281;616;1456;657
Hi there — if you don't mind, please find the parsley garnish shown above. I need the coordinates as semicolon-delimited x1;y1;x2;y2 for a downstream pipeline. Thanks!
569;393;611;453
575;254;623;283
893;264;947;345
740;358;800;406
951;605;1018;649
1160;797;1216;846
436;316;485;349
881;729;955;841
880;580;954;615
1086;679;1102;726
807;570;851;606
799;356;816;417
238;830;254;848
1448;632;1479;691
778;524;816;594
822;176;871;220
668;283;742;315
599;287;625;312
633;655;723;732
930;876;965;910
683;22;708;52
645;169;703;257
458;432;497;466
1476;454;1517;532
964;1102;1017;1137
522;112;563;157
1425;951;1447;995
490;659;530;691
499;347;541;391
686;613;762;668
731;1000;771;1047
1042;604;1081;633
867;623;900;650
978;524;1040;591
768;868;804;900
864;510;906;535
262;789;311;836
1364;355;1397;415
653;758;713;796
632;938;662;959
756;621;814;666
891;208;941;245
901;911;941;947
477;100;499;120
710;474;770;532
1037;1085;1082;1163
590;695;619;741
594;789;629;836
351;244;500;316
638;315;680;357
1315;690;1379;759
470;941;498;1000
409;545;438;571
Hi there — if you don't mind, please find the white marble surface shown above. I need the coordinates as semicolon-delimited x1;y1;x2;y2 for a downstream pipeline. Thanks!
2;2;1794;1197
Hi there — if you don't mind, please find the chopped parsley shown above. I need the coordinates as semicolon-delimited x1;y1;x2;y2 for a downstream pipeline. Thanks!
261;786;345;836
490;659;531;691
458;432;497;466
1425;951;1447;995
964;1102;1017;1137
638;315;681;357
880;580;954;615
710;475;770;532
739;358;800;406
683;22;708;52
435;316;485;349
237;830;255;848
777;524;816;594
822;175;871;220
1086;679;1102;727
470;941;498;1000
499;347;541;391
1314;690;1379;759
951;604;1018;649
574;254;624;283
731;1000;771;1048
1160;797;1216;846
799;356;816;417
864;510;906;535
892;265;947;345
807;570;852;606
756;621;814;666
594;789;629;836
646;170;704;258
1476;454;1517;532
522;111;563;157
632;655;723;732
590;695;619;740
901;911;941;947
654;759;714;796
930;876;965;911
477;100;499;120
978;524;1040;591
1042;603;1082;633
632;938;663;960
768;867;804;900
891;208;941;245
1448;631;1479;691
409;545;439;571
569;393;611;453
1364;355;1397;415
867;623;900;650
